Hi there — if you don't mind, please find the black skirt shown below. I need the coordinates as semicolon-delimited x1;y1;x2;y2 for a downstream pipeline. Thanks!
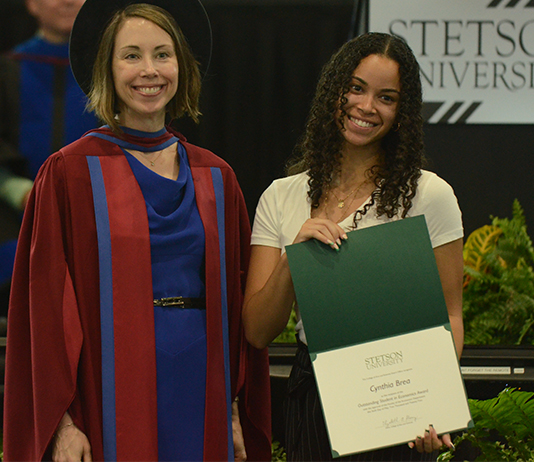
284;338;437;462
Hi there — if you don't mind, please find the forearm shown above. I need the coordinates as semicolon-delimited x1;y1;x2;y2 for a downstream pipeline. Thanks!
449;312;464;358
243;253;296;349
433;239;464;358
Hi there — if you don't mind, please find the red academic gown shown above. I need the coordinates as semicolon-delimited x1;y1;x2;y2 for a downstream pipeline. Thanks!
3;129;271;461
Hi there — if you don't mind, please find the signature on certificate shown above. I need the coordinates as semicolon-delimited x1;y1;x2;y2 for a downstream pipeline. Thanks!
382;415;419;429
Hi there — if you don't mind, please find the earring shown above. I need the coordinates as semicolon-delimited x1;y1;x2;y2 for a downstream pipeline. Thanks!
394;122;401;132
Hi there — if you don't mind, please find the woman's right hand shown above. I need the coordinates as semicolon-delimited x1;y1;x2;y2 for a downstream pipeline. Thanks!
52;424;92;462
292;218;348;250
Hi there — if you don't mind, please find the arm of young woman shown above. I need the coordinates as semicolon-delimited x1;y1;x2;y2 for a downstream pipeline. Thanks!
433;237;464;357
242;245;295;349
242;218;347;349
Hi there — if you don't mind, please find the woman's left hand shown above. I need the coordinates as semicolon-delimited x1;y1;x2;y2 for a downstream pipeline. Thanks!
408;425;453;453
232;399;247;461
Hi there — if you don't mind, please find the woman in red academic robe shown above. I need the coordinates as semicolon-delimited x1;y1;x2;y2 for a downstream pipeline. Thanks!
3;0;271;460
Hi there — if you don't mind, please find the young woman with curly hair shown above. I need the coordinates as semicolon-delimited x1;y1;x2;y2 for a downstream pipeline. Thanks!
243;32;464;461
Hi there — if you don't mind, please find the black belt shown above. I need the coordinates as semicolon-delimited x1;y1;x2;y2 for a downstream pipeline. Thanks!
153;297;206;309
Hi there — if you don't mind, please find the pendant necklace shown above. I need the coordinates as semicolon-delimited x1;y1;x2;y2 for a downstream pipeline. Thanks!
324;192;357;223
330;179;367;209
145;150;164;167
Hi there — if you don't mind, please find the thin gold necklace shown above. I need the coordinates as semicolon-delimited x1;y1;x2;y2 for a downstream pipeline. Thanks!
144;150;164;167
324;190;358;223
330;179;367;209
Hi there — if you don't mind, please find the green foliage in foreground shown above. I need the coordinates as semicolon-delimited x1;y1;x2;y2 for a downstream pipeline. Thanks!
438;388;534;462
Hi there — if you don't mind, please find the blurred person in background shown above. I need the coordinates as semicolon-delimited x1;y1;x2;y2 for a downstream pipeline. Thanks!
0;0;97;322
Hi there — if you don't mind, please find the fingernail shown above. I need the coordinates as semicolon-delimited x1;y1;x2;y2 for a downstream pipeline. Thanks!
342;234;348;240
425;429;430;434
329;242;339;251
451;443;455;451
336;238;342;246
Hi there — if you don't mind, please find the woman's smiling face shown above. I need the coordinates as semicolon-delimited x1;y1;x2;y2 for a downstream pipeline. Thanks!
112;16;179;130
337;54;401;155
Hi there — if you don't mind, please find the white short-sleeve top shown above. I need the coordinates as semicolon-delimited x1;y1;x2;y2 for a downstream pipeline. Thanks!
250;170;464;343
251;170;463;251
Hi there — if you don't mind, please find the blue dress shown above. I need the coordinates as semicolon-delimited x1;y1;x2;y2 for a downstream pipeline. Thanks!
125;136;207;461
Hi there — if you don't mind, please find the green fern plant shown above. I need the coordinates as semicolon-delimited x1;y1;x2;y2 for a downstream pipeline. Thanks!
438;388;534;461
462;200;534;345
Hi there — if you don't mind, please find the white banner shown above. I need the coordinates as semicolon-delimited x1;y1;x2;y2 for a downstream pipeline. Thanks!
369;0;534;124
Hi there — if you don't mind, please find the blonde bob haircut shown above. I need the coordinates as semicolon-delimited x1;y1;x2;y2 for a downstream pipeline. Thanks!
87;3;202;133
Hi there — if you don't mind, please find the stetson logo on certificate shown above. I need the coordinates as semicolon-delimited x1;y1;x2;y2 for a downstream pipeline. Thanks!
286;216;473;458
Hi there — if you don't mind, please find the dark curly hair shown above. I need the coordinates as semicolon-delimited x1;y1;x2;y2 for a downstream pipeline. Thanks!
287;32;426;228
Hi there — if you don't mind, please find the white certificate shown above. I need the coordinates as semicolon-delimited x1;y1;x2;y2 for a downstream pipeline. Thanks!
312;326;472;457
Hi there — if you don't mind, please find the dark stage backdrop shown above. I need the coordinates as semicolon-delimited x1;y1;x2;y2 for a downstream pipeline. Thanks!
179;0;359;227
1;0;533;237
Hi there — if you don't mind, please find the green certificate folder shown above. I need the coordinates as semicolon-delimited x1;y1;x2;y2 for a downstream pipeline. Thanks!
285;215;472;457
